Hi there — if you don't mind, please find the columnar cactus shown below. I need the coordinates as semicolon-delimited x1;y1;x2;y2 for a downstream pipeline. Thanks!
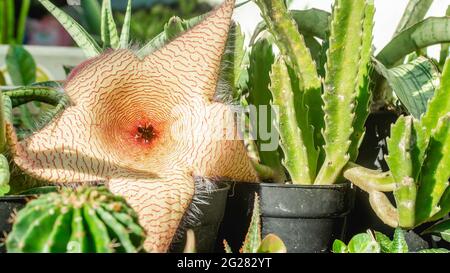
344;58;450;228
6;186;146;253
250;0;374;185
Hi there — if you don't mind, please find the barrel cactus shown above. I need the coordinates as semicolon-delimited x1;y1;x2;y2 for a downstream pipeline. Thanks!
6;186;146;253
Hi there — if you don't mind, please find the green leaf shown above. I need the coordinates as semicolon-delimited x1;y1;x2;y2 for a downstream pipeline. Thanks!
374;231;393;253
374;57;439;119
332;240;348;253
386;116;417;228
0;154;10;196
421;58;450;137
101;0;119;49
416;115;450;224
246;38;285;182
418;248;450;253
6;45;36;86
257;234;287;253
269;57;312;184
348;233;380;253
439;6;450;68
241;194;261;253
390;228;409;253
423;219;450;242
394;0;434;36
38;0;101;58
119;0;132;49
255;0;323;155
377;17;450;68
315;0;372;185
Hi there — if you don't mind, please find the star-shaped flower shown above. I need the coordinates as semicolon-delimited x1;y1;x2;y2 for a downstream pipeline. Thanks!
6;0;258;252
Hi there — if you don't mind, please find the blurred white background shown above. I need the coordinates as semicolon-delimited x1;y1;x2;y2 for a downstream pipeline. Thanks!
227;0;450;57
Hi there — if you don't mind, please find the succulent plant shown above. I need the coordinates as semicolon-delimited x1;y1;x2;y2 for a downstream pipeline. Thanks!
333;228;449;253
6;186;146;253
223;193;286;253
344;57;450;229
246;0;374;185
3;0;258;252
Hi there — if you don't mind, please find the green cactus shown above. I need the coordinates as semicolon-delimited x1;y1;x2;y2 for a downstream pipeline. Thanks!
6;186;146;253
250;0;374;185
344;58;450;229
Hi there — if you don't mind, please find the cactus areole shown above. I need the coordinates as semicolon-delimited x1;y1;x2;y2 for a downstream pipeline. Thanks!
6;0;258;252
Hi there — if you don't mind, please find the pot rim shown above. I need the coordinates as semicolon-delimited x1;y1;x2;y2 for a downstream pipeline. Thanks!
259;181;351;190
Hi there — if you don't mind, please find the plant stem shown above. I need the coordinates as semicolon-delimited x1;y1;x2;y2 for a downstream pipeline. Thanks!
17;0;31;44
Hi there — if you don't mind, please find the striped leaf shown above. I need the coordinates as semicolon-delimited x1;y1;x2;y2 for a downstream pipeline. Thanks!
119;0;132;49
101;0;119;49
374;57;439;119
377;17;450;68
38;0;101;58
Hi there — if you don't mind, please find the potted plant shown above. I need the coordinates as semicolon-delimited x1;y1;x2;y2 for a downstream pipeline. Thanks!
219;0;374;253
1;0;259;253
343;56;450;249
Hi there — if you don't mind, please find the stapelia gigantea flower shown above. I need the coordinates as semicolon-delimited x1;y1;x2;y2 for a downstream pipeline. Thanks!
6;0;258;252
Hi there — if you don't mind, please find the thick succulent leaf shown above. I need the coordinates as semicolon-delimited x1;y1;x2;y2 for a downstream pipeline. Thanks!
255;0;323;153
377;17;450;68
386;116;417;228
390;228;409;253
347;233;380;253
3;86;63;107
101;0;119;49
394;0;434;36
430;187;450;221
246;38;285;181
136;14;206;59
119;0;132;49
241;194;261;253
374;57;439;119
332;240;348;253
416;114;450;224
315;0;371;185
257;234;287;253
269;57;312;184
348;3;375;162
421;58;450;136
422;219;450;242
343;163;395;193
38;0;101;58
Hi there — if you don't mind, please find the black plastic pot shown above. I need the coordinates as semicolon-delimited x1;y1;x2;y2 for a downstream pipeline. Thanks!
216;182;355;253
170;182;230;253
0;195;33;253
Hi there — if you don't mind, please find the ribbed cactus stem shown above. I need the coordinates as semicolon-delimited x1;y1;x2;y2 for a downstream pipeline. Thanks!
315;0;371;185
6;186;146;253
270;57;312;184
254;0;323;158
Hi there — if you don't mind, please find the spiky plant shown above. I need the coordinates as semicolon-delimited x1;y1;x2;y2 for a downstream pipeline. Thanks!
3;0;258;253
6;186;146;253
344;57;450;229
247;0;374;185
223;193;287;253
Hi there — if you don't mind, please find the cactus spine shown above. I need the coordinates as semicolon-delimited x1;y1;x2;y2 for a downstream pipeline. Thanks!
6;186;146;253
